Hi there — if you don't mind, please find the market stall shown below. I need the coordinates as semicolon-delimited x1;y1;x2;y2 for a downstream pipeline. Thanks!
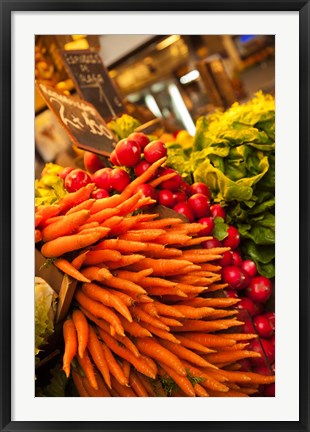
34;34;275;398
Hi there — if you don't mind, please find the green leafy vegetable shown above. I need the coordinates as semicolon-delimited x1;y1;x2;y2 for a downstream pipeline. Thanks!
212;217;229;241
107;114;141;140
35;163;67;207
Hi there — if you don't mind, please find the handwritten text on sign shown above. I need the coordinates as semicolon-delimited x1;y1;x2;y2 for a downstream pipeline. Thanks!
37;82;116;156
60;50;124;120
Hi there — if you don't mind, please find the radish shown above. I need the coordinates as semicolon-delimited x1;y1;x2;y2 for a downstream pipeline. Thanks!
173;202;195;222
188;193;210;218
221;266;248;290
160;168;182;191
190;182;211;199
231;251;243;267
143;140;167;163
158;190;176;208
245;276;272;303
91;188;109;199
173;190;187;203
64;169;92;192
201;238;221;249
210;204;226;220
222;226;240;250
110;168;131;192
128;132;150;150
241;259;257;277
58;167;75;180
253;315;274;338
134;160;152;177
110;150;120;166
249;338;275;367
92;168;113;191
263;383;275;397
218;251;233;267
197;217;215;236
236;297;257;316
115;139;141;167
224;289;239;298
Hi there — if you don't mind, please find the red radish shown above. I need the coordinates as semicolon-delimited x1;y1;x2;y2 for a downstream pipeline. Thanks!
252;301;264;317
221;266;248;290
143;140;167;163
115;139;141;167
158;190;176;208
135;184;158;205
64;169;92;193
91;188;109;199
269;335;275;346
263;383;275;397
222;226;240;250
134;160;152;177
173;190;187;203
239;269;251;289
188;193;210;218
190;182;211;199
236;297;257;316
83;151;106;173
58;167;75;180
127;132;150;150
173;202;195;222
241;259;257;277
218;251;233;267
181;181;192;196
160;168;182;191
238;359;252;372
210;204;226;220
198;217;215;236
201;238;221;249
230;251;243;267
110;168;131;192
242;318;256;334
92;168;113;191
245;276;272;304
253;315;274;338
224;289;239;298
252;365;273;376
249;338;275;367
264;312;275;331
110;150;120;166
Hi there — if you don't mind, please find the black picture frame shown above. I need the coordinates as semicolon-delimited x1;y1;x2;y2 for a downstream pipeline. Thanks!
1;1;309;431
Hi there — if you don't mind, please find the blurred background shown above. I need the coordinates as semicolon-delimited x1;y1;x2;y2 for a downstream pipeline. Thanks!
35;34;275;169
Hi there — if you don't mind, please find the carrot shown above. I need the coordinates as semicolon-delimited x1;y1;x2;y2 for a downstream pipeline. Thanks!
87;325;111;388
127;257;194;277
80;266;105;282
101;343;128;386
176;335;216;354
143;246;182;259
35;205;60;225
72;310;89;358
206;369;252;384
171;305;215;319
207;389;249;397
110;376;136;397
58;183;95;213
194;383;209;397
152;301;185;318
184;236;213;247
238;387;259;395
71;250;89;270
145;286;188;298
140;302;159;317
173;283;208;295
149;171;178;188
82;282;133;322
98;328;156;379
120;156;166;200
104;254;146;270
221;333;259;341
112;269;152;285
79;307;140;358
136;373;156;396
100;215;124;230
155;233;191;245
129;370;149;397
82;375;107;397
158;316;183;327
76;222;100;232
119;316;152;338
104;289;134;307
108;215;155;236
141;323;180;343
159;339;217;369
35;229;42;243
134;217;183;230
130;306;169;331
43;215;65;226
181;360;229;393
180;297;240;308
71;369;90;397
66;198;95;215
204;350;262;365
35;214;43;228
136;338;186;377
86;207;120;224
62;319;78;378
121;360;131;380
90;194;123;214
75;289;125;336
77;348;98;390
120;229;165;242
159;362;196;397
171;319;244;333
83;249;122;266
41;228;110;258
103;275;146;295
182;333;236;348
206;283;229;292
207;310;239;320
236;372;275;385
139;277;178;289
54;258;91;282
94;239;149;253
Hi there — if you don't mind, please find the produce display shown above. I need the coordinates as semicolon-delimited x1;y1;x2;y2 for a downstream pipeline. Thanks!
35;95;275;398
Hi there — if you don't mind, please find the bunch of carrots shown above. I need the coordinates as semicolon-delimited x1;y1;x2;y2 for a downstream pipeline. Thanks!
36;157;275;397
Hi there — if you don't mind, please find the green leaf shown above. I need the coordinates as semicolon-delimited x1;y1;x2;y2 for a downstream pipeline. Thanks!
213;217;229;241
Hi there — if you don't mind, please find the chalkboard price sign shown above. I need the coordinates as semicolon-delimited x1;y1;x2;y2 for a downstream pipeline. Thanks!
60;50;125;121
36;81;117;156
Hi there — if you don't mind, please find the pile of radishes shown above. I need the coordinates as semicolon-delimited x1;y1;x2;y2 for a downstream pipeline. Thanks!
58;132;275;396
